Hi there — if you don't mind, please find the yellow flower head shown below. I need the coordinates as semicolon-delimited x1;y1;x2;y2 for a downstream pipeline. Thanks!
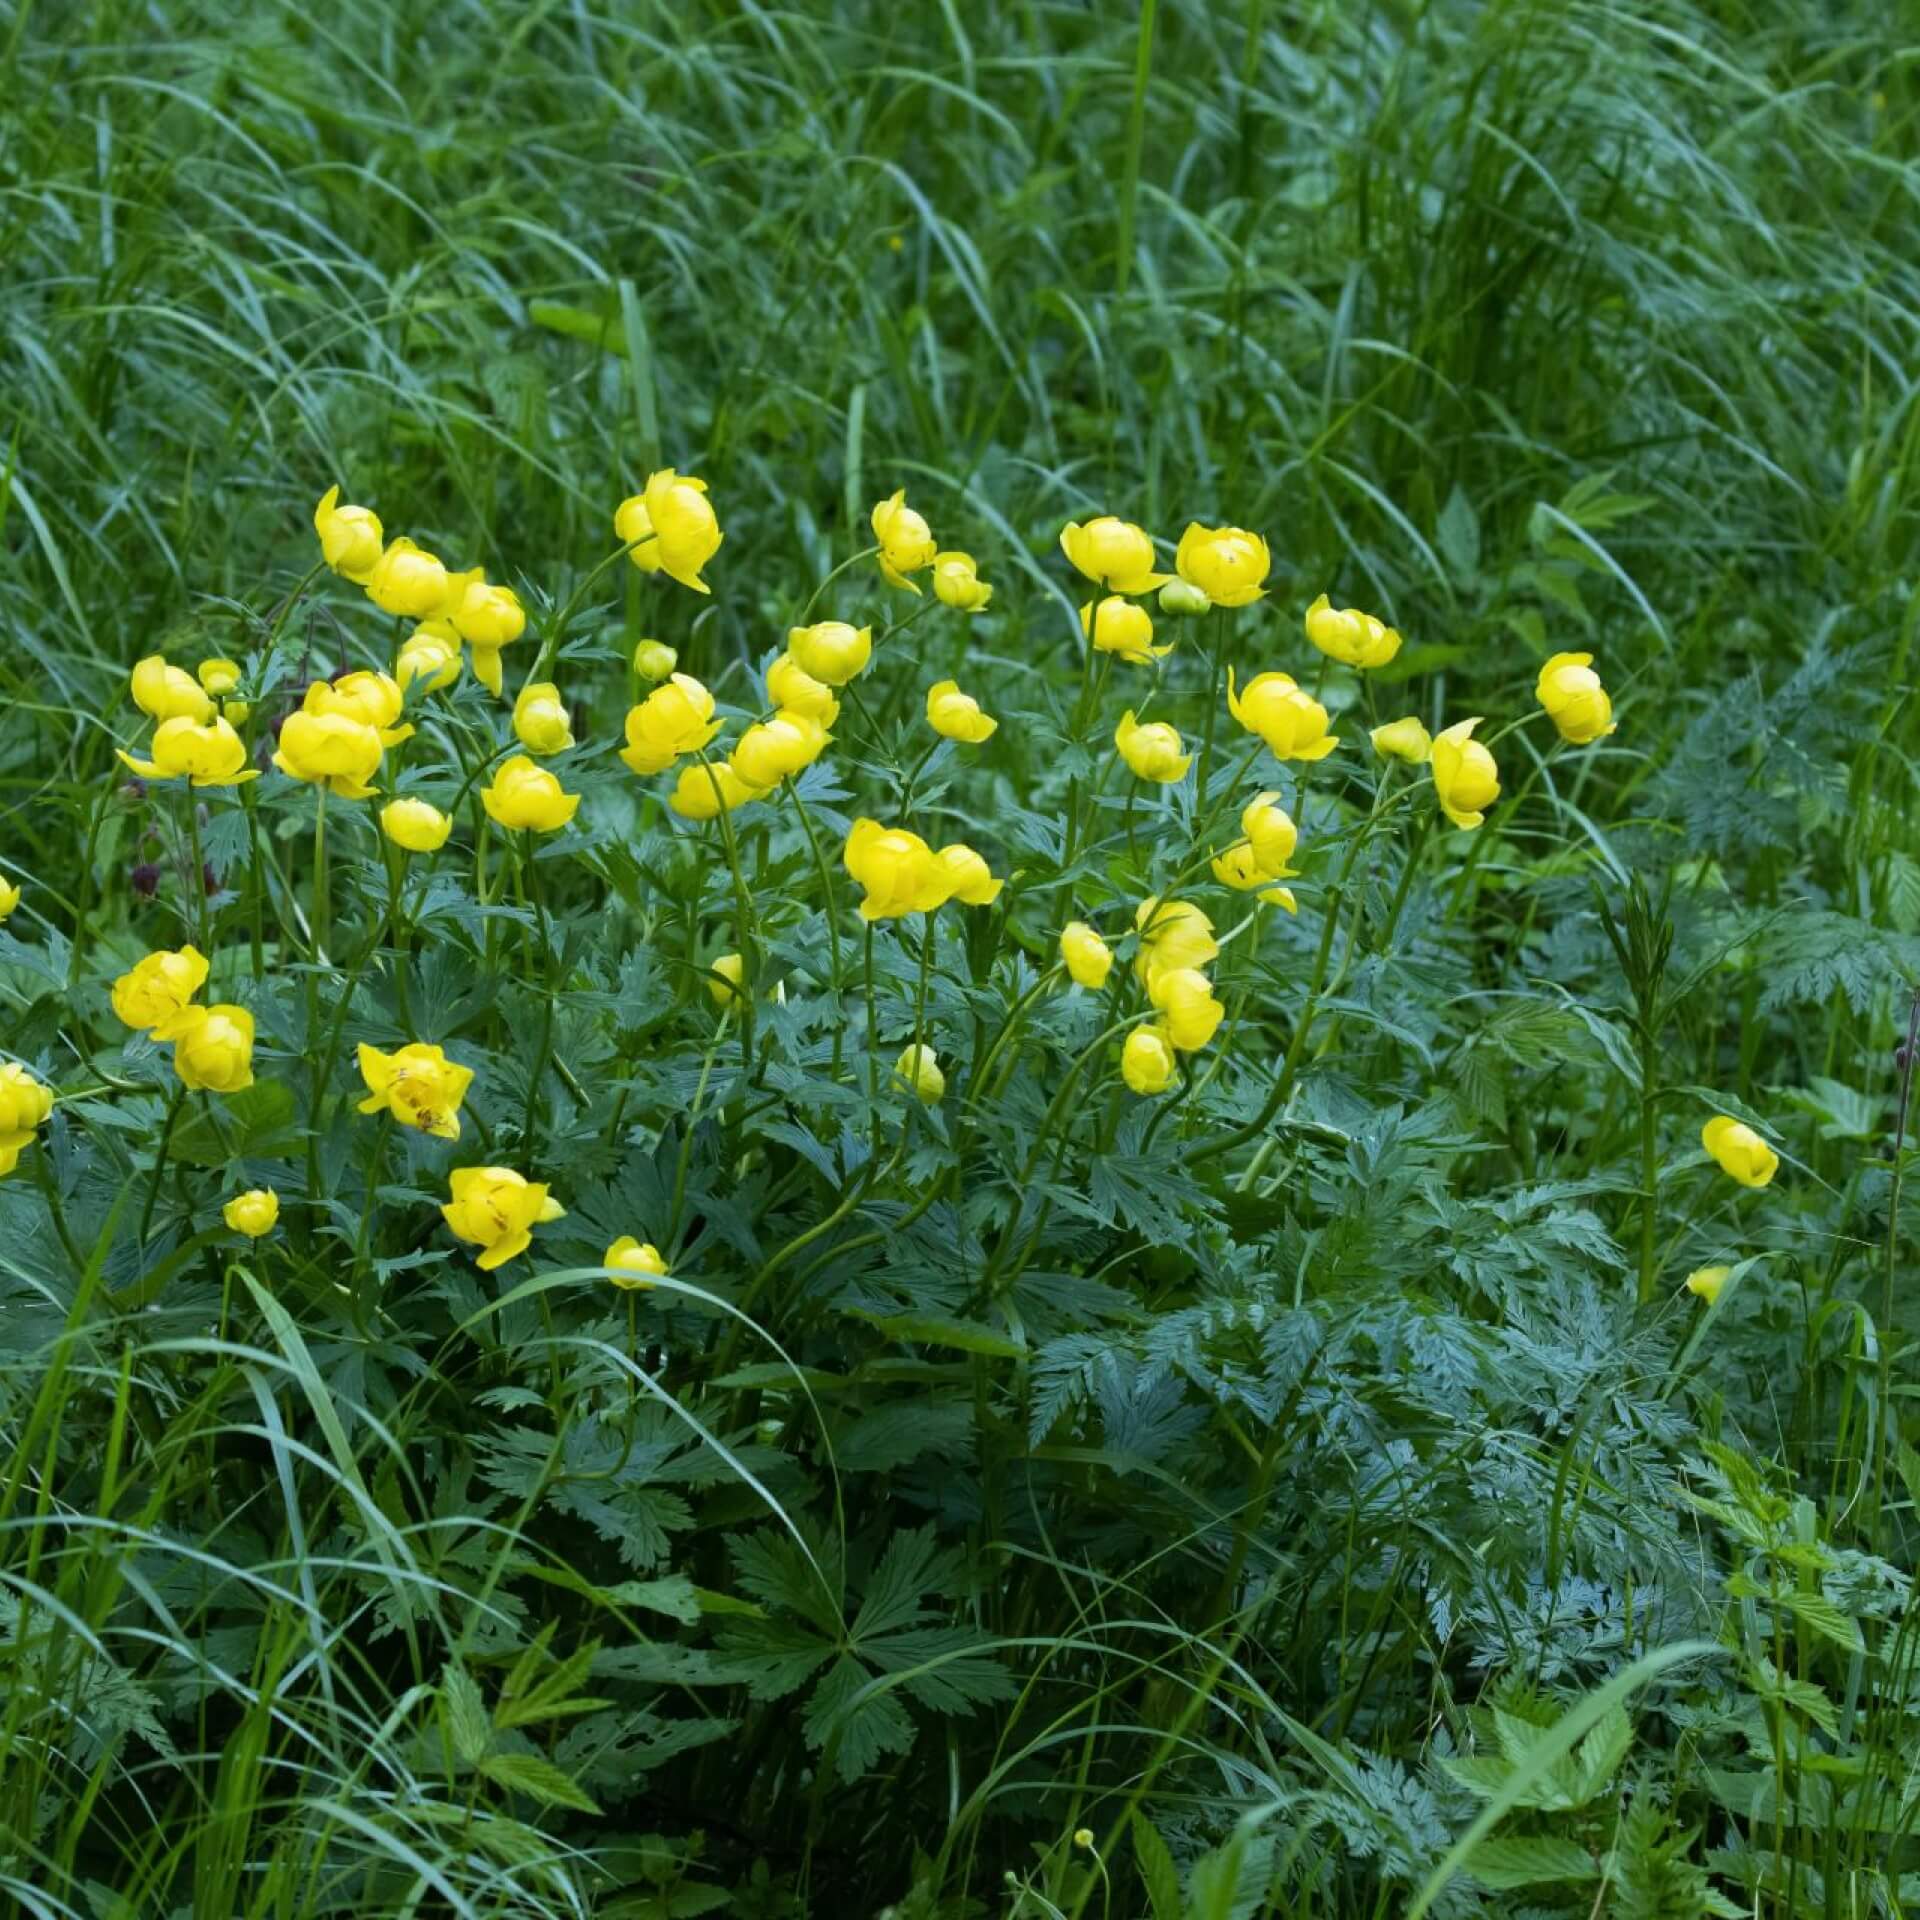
1082;596;1170;666
1175;524;1270;608
111;944;210;1032
1122;1024;1177;1095
118;715;258;788
1114;710;1191;783
132;655;214;724
1060;516;1168;594
732;710;829;791
937;842;1003;906
931;550;992;612
606;1235;668;1290
926;679;997;744
1210;842;1298;910
894;1043;946;1103
708;953;745;1005
441;1166;565;1271
397;620;463;695
1536;651;1616;745
357;1040;476;1140
871;488;938;591
843;819;956;920
313;485;385;583
1226;669;1338;762
513;681;575;756
0;1061;55;1138
307;671;412;746
766;651;841;727
788;620;873;687
1134;897;1218;985
619;673;722;775
633;639;678;682
196;658;243;698
1060;921;1113;991
1684;1264;1731;1305
449;577;525;651
152;1003;255;1093
1304;593;1402;670
669;760;756;820
365;539;474;621
0;878;18;922
1370;715;1432;764
1702;1115;1779;1189
1429;717;1500;830
614;494;664;574
381;797;452;853
481;756;580;833
1148;966;1226;1052
640;468;723;594
224;1188;279;1238
273;710;385;800
1242;792;1299;876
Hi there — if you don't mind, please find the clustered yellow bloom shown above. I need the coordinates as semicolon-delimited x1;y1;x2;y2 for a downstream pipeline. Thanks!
1537;651;1616;744
926;679;997;744
357;1042;475;1140
1114;710;1191;783
767;652;841;726
441;1166;565;1270
0;1061;55;1180
112;945;210;1032
397;621;463;695
119;673;257;788
634;639;678;682
872;489;938;592
224;1188;279;1238
1702;1115;1779;1189
1304;593;1402;670
1123;898;1229;1096
843;820;1000;921
669;761;756;820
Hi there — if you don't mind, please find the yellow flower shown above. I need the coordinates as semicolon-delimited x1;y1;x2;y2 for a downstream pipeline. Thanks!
1060;516;1168;593
1429;717;1500;830
0;1061;55;1137
513;681;575;755
732;710;829;790
669;761;757;820
307;672;412;746
938;843;1003;906
357;1041;476;1140
1304;593;1402;669
0;878;18;922
1536;651;1616;745
788;621;872;687
1081;596;1169;666
1370;716;1432;763
1148;966;1226;1051
634;639;678;682
1702;1115;1779;1189
1060;921;1113;990
273;710;385;800
1212;791;1299;908
196;658;243;697
1226;669;1338;762
894;1043;946;1103
111;945;210;1032
223;1188;279;1238
131;655;214;724
1684;1264;1731;1305
381;797;452;852
843;819;956;920
1159;578;1212;618
1175;524;1270;608
1115;710;1191;783
640;468;723;593
871;488;938;591
223;700;251;727
606;1235;668;1290
481;756;580;833
1122;1025;1177;1095
397;621;463;694
441;1166;565;1271
118;715;257;788
766;652;841;726
619;673;722;775
708;953;745;1005
932;551;992;611
926;679;997;744
450;581;526;695
614;494;664;574
1210;842;1298;910
365;539;472;620
1134;897;1217;984
152;1003;255;1094
313;484;384;583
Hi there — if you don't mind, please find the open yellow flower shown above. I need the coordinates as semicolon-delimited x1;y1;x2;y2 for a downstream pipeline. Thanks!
513;681;575;755
894;1044;946;1103
606;1235;668;1289
1060;921;1113;990
1134;897;1217;984
1060;516;1167;594
132;656;213;724
1227;670;1338;761
273;710;384;800
843;819;956;920
119;715;257;788
1429;717;1500;829
441;1166;565;1270
1148;966;1226;1051
732;710;828;790
765;652;841;726
1537;651;1616;744
224;1189;279;1238
1304;593;1402;670
1115;710;1191;783
357;1041;475;1140
788;621;872;687
872;488;938;591
1175;524;1270;608
669;760;757;820
937;843;1003;906
314;485;384;582
397;621;463;695
111;945;210;1032
926;679;997;744
620;674;722;775
638;468;723;593
381;797;452;852
1702;1115;1779;1189
1370;716;1432;764
152;1003;255;1093
932;551;992;611
1122;1025;1177;1095
481;756;579;832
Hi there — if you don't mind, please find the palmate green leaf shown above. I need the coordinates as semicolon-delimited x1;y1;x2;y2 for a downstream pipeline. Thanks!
1464;1834;1599;1889
478;1750;601;1815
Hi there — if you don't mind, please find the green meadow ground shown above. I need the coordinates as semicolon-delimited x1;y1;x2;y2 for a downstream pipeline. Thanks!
4;0;1920;1913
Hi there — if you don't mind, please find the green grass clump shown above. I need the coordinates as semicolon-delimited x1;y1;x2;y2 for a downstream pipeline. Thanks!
3;1;1919;1915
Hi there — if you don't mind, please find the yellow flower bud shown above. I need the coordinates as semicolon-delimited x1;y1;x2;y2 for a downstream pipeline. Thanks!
1226;669;1339;762
1175;523;1270;608
1684;1264;1731;1305
397;621;463;695
357;1041;476;1140
0;1061;55;1136
634;639;678;681
381;797;452;853
925;679;998;744
894;1043;946;1103
1060;516;1167;594
1428;717;1500;830
766;652;841;726
1702;1115;1779;1189
1121;1025;1177;1095
513;681;575;755
620;674;723;775
1060;921;1113;990
222;700;251;727
152;1003;255;1094
1073;1829;1095;1852
669;760;757;820
307;671;411;745
639;468;723;593
0;878;19;922
931;550;992;612
1370;716;1432;763
313;484;384;583
606;1235;668;1289
1134;897;1217;985
365;539;471;620
1536;651;1616;745
118;715;257;788
842;819;956;920
480;755;580;833
708;953;745;1005
938;842;1003;906
1304;593;1402;669
449;578;526;650
196;657;243;697
614;494;665;574
132;655;214;724
871;488;938;591
1081;596;1171;665
732;710;829;790
788;620;873;687
111;945;210;1032
223;1188;279;1238
272;710;385;800
1114;710;1191;783
441;1166;565;1271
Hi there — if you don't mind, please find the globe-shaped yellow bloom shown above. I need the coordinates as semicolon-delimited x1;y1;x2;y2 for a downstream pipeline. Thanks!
1122;1025;1177;1095
131;655;214;724
788;621;873;687
1536;651;1616;745
926;679;997;744
365;539;473;621
0;1061;52;1180
1060;921;1113;990
153;1003;255;1093
639;468;723;593
381;798;452;853
708;953;745;1005
1429;717;1500;829
313;485;384;582
513;681;575;755
1702;1116;1779;1189
619;674;722;775
111;945;210;1032
732;711;828;790
1060;516;1168;594
1134;897;1218;985
1082;597;1170;665
1148;966;1226;1052
871;488;938;591
481;756;580;832
441;1166;565;1271
223;1189;279;1238
450;581;526;695
1304;593;1402;669
766;652;841;726
0;878;17;922
931;551;992;611
196;658;243;698
1210;842;1298;911
1226;670;1339;762
1115;710;1191;783
614;494;665;575
1370;716;1432;763
119;715;258;788
937;843;1003;906
894;1044;946;1103
273;710;385;800
1684;1265;1731;1304
306;672;412;746
606;1235;668;1289
1175;524;1270;608
669;760;757;820
357;1041;476;1140
842;819;956;920
397;621;463;694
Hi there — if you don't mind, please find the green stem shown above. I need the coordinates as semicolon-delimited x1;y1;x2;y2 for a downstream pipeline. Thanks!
140;1082;188;1245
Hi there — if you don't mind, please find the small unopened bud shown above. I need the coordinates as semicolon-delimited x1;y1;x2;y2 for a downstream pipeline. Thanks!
1897;1043;1912;1073
1158;578;1211;618
634;639;678;682
202;864;219;896
1073;1828;1095;1850
131;863;161;898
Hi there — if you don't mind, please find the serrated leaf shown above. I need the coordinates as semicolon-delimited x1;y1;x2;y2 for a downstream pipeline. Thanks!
479;1750;602;1813
1464;1834;1598;1889
440;1663;490;1766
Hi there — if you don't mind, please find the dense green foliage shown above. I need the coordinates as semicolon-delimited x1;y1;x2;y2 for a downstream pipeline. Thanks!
3;0;1919;1914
